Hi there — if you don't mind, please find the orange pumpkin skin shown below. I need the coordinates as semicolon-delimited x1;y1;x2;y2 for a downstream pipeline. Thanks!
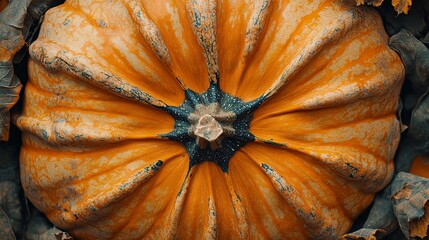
16;0;404;239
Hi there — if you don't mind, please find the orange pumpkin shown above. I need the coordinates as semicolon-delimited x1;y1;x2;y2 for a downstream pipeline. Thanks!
15;0;404;239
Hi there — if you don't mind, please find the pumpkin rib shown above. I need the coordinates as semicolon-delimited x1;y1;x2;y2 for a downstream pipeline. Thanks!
222;172;250;238
217;0;273;97
56;0;187;106
204;162;246;239
106;154;190;239
225;0;325;99
19;68;176;145
249;7;403;119
260;163;338;239
163;166;194;239
228;150;311;239
19;139;188;233
253;132;396;193
294;55;402;112
215;1;247;97
206;196;217;239
71;148;184;186
251;87;396;128
65;153;189;239
15;116;130;146
121;0;173;69
55;160;164;229
185;0;219;85
242;0;272;61
239;144;350;239
29;42;170;108
259;7;362;102
15;113;167;146
22;78;174;122
133;1;211;93
175;162;218;239
230;1;359;101
240;142;377;218
119;0;195;94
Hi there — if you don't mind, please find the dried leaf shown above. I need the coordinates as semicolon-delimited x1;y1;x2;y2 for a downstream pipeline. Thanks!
0;207;15;240
14;0;66;63
391;0;413;14
391;172;429;239
0;0;30;141
373;0;428;38
355;0;413;14
339;185;398;239
0;126;23;238
338;228;386;240
390;30;429;95
389;30;429;173
39;228;72;240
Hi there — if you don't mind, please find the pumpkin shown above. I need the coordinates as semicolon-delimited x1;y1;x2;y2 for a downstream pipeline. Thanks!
15;0;404;239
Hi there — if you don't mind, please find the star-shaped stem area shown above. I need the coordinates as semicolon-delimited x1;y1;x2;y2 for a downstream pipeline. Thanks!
162;83;263;172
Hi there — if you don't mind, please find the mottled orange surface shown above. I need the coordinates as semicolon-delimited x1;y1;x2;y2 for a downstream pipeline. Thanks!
15;0;404;239
410;156;429;178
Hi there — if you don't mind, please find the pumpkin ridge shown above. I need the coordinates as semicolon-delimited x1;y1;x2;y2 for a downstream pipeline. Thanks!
243;0;272;60
15;115;131;146
164;167;194;239
29;42;169;108
259;7;362;103
57;160;164;229
186;0;219;84
261;163;339;239
254;135;395;192
223;173;249;239
93;152;189;239
296;59;403;111
73;149;185;186
235;145;350;238
121;0;172;68
15;111;167;146
205;196;217;239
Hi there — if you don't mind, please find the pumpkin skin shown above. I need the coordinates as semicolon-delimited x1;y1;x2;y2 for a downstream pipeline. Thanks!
15;0;405;239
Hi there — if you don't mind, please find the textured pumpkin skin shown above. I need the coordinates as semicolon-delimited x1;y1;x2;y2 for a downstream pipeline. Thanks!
15;0;404;239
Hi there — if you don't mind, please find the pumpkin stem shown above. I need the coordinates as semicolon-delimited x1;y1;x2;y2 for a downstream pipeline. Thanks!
194;114;223;150
189;103;235;150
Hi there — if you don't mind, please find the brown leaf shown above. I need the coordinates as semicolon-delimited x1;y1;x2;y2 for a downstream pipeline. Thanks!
355;0;412;14
391;172;429;239
0;207;15;240
40;228;72;240
391;0;413;14
338;228;386;240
